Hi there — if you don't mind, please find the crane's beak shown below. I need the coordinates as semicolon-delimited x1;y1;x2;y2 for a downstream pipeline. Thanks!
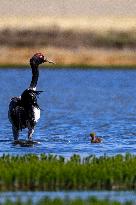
44;58;55;64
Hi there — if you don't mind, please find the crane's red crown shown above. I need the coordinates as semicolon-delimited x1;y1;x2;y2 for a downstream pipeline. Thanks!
34;53;45;61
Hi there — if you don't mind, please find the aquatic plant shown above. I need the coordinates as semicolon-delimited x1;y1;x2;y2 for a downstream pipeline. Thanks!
0;153;136;190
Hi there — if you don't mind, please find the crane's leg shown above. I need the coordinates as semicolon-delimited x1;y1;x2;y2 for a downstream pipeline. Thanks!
28;127;34;140
12;126;19;141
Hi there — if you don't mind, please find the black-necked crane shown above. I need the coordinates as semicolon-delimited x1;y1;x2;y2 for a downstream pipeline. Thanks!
8;53;54;142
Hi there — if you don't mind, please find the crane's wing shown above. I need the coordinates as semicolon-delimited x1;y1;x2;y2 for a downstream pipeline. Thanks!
8;97;27;130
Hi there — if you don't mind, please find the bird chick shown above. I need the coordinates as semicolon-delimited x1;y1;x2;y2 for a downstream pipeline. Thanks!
90;132;102;143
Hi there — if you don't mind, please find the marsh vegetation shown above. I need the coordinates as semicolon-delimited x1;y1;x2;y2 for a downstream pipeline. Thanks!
0;154;136;191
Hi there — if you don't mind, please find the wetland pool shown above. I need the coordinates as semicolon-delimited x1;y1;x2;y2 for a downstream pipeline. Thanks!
0;68;136;157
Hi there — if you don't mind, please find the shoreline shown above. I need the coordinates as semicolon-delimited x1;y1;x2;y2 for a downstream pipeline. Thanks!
0;64;136;69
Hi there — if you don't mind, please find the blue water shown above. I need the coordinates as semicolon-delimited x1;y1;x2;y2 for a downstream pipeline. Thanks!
1;68;136;157
0;191;136;203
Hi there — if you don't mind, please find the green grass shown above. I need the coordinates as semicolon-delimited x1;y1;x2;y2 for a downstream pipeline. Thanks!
0;153;136;191
0;197;134;205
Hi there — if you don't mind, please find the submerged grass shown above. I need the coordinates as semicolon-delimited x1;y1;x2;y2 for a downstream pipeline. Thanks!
0;153;136;191
0;197;133;205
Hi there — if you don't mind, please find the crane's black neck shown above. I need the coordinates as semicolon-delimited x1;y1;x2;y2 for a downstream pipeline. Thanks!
29;61;39;89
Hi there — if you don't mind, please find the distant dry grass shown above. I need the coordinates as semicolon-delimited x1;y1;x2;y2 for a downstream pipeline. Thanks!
0;16;136;32
1;28;136;49
0;46;136;66
0;16;136;67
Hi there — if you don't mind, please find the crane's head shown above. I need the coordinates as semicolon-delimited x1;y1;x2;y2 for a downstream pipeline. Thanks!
30;53;55;66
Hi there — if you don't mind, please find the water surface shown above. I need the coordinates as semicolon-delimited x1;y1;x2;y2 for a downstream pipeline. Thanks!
0;68;136;157
0;191;136;203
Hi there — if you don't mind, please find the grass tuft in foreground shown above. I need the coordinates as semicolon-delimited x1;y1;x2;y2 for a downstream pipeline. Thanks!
0;153;136;190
